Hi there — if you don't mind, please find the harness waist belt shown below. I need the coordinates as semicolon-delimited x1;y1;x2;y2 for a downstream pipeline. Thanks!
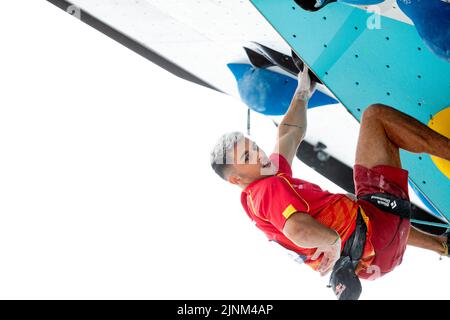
359;193;411;219
343;210;367;265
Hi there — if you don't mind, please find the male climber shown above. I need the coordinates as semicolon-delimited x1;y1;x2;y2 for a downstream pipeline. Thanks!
210;64;450;299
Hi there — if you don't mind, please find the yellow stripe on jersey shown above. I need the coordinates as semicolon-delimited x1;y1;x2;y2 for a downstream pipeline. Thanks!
282;204;298;219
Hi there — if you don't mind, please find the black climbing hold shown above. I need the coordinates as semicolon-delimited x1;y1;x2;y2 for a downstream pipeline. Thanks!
250;42;323;84
243;47;274;69
252;42;298;73
291;49;322;84
293;0;337;12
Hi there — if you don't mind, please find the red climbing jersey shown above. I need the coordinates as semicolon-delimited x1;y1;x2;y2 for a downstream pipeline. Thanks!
240;153;376;272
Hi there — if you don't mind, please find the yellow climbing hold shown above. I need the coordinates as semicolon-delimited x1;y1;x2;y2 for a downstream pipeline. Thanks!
428;106;450;179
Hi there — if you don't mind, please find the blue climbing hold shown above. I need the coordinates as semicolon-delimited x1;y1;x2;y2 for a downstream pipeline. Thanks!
397;0;450;62
228;63;338;116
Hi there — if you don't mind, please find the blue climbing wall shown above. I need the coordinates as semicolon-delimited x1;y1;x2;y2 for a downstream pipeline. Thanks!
250;0;450;220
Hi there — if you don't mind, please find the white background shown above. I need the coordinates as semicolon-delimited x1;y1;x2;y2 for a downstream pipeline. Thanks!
0;1;448;299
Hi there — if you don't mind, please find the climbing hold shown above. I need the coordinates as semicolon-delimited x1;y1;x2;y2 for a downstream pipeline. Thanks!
397;0;450;62
293;0;383;12
337;0;384;4
293;0;335;12
428;106;450;179
227;63;337;115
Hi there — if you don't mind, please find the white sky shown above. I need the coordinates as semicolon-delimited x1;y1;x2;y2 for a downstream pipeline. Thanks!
0;1;448;300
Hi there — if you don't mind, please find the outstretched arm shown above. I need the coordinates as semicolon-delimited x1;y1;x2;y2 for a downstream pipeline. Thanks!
273;67;315;166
